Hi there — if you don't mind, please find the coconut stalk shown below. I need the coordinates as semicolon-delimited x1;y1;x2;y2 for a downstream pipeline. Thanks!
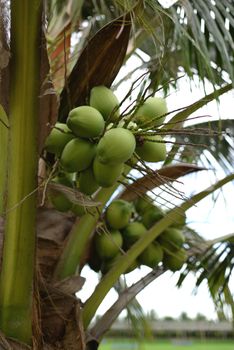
82;172;234;329
0;1;41;344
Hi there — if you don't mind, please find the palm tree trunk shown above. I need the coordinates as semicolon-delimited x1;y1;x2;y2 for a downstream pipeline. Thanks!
0;0;42;344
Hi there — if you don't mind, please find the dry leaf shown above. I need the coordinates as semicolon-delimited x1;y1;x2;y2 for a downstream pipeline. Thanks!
120;163;206;201
59;12;131;120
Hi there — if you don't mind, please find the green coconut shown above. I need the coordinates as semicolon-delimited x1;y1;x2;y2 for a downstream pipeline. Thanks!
49;174;73;212
89;85;120;121
134;195;154;215
138;242;164;268
142;206;164;229
163;248;187;271
136;135;166;163
93;157;124;187
79;166;99;195
105;199;133;230
134;96;167;127
122;221;147;248
95;229;123;260
60;138;96;173
44;123;74;156
71;203;86;216
158;227;185;252
67;106;105;138
96;128;136;165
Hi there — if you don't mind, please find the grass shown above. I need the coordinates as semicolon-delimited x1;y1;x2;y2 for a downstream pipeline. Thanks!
99;339;234;350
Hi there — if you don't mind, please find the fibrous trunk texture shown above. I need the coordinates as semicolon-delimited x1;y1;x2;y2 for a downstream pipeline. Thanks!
0;208;87;349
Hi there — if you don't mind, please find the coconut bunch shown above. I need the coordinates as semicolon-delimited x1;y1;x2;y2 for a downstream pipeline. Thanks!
45;86;136;196
44;86;169;206
134;195;188;272
88;197;188;275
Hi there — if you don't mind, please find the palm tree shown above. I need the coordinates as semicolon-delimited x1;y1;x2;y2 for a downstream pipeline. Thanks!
0;0;233;348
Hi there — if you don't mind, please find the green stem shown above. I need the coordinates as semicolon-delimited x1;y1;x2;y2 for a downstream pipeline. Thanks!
0;1;41;344
53;185;118;280
163;83;232;130
0;106;9;214
82;172;234;329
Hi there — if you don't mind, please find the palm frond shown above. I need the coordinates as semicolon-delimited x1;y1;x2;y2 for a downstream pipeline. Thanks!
178;227;234;320
120;163;205;202
87;269;164;343
46;0;84;39
171;119;234;174
128;0;234;91
58;12;131;120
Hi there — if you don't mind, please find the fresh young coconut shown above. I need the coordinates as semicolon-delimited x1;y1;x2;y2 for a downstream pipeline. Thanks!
134;96;167;127
163;248;187;271
60;138;96;173
49;174;73;212
142;206;164;229
44;123;74;156
122;221;147;248
138;242;164;268
89;85;120;121
71;203;86;216
105;199;133;230
93;156;124;187
136;135;166;162
78;166;99;195
67;106;105;138
96;128;136;165
134;195;154;215
95;229;123;260
158;227;185;252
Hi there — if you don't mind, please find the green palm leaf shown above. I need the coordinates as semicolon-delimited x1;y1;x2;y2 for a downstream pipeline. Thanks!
170;119;234;174
128;0;234;90
178;228;234;320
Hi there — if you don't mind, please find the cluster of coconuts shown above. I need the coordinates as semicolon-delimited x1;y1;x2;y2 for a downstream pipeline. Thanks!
44;86;168;209
88;196;188;275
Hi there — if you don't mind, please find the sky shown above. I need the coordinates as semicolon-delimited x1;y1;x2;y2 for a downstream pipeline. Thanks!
77;53;234;322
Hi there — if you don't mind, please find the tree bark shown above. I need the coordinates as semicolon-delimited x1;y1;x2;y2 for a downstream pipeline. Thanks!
0;208;87;349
